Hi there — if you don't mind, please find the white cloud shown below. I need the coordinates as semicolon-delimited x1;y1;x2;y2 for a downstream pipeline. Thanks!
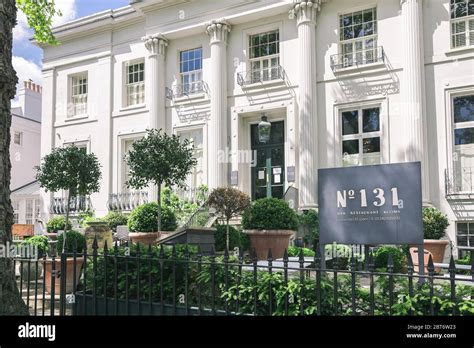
11;56;43;108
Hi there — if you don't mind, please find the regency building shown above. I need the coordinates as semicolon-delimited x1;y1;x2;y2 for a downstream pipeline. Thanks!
38;0;474;256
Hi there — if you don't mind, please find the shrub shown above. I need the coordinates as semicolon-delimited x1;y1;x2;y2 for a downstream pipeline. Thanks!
46;216;71;233
214;224;249;252
20;236;49;258
102;211;129;232
81;216;103;228
298;210;319;247
128;202;177;233
374;246;407;273
288;246;315;257
57;230;86;254
423;207;449;240
325;244;352;270
242;198;298;231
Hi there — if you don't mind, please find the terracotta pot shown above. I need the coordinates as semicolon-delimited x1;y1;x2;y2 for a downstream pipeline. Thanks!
84;222;113;250
424;239;449;272
243;230;295;261
43;257;84;294
129;232;160;245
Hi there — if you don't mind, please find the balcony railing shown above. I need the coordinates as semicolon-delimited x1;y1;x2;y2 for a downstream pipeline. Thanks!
237;65;285;87
107;191;148;211
445;167;474;197
330;46;385;71
166;81;210;100
50;196;92;215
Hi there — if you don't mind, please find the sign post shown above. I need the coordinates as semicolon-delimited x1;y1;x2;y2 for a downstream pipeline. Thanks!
318;162;424;277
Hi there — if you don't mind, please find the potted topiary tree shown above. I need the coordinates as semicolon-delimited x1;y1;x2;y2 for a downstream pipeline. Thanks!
125;129;197;234
45;216;71;240
43;230;86;295
19;236;49;281
127;202;178;245
35;145;102;251
423;207;450;266
242;197;298;260
207;187;251;251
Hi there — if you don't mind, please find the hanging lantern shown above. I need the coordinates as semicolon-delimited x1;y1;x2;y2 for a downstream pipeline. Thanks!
258;114;271;143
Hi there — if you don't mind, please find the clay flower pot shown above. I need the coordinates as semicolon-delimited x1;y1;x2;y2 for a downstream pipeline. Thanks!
129;232;160;245
424;239;449;272
243;230;294;260
43;257;84;295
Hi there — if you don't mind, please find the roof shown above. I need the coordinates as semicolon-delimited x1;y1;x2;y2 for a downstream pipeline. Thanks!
11;181;41;196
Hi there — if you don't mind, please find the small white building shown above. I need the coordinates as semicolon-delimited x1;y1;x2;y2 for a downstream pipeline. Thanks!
11;81;42;226
37;0;474;257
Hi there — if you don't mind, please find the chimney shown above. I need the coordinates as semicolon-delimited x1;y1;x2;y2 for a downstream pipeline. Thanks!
18;79;42;122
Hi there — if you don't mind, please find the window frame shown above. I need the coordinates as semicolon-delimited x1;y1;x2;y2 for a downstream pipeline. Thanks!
69;72;88;118
179;47;203;96
12;200;20;224
450;0;474;49
13;131;22;146
25;199;33;225
247;29;281;83
456;221;474;257
119;133;145;192
124;59;145;107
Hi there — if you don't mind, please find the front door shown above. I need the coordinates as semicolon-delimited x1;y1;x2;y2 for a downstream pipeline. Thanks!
251;121;285;200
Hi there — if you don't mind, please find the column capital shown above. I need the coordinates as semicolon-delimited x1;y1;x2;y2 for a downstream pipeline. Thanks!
206;19;231;45
291;0;322;26
142;34;168;56
400;0;422;7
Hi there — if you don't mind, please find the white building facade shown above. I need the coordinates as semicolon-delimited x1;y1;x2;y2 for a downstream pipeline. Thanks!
39;0;474;257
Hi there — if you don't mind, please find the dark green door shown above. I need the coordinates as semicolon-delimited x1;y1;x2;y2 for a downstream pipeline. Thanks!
251;121;285;200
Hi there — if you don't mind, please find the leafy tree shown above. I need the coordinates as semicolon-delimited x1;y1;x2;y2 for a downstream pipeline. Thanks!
36;145;101;250
125;129;197;231
207;187;250;251
0;0;60;315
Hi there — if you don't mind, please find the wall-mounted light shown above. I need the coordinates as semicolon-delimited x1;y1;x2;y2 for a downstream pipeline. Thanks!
258;114;271;144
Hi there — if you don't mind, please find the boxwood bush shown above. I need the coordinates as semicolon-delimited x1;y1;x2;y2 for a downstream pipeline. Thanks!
423;207;449;240
214;224;250;252
102;211;129;232
20;236;50;258
374;246;407;273
128;202;177;233
46;216;71;233
242;198;298;231
57;230;86;254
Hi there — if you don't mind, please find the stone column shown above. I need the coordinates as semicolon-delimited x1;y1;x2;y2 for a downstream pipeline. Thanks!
143;34;168;202
293;1;319;209
401;0;430;203
206;19;231;189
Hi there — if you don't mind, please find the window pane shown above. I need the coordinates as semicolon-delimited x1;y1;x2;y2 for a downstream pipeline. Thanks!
457;235;468;246
363;108;380;132
343;27;354;40
363;9;373;23
455;2;468;18
455;127;474;145
342;14;352;27
454;95;474;123
458;222;469;234
342;110;359;135
363;137;380;153
343;139;359;155
363;22;374;36
470;0;474;15
354;24;364;38
353;11;363;25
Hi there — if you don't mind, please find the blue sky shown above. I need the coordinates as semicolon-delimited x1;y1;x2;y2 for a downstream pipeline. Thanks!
12;0;129;104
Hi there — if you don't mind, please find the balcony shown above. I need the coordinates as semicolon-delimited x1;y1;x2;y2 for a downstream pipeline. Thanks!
166;81;209;100
445;167;474;198
237;65;286;87
50;196;92;215
107;191;148;211
330;46;385;72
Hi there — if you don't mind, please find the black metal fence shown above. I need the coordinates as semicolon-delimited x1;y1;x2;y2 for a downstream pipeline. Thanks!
13;240;474;316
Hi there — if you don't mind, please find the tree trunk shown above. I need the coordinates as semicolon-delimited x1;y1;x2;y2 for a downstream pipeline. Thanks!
226;219;230;252
157;183;161;232
0;0;29;315
63;189;71;253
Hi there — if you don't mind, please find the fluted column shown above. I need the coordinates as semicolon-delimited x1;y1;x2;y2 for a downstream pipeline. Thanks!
143;34;168;202
206;19;231;189
293;1;320;209
401;0;430;203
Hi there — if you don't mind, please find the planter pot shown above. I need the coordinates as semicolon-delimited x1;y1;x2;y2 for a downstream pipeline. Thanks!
44;257;84;295
21;261;43;282
85;222;113;250
243;230;295;261
424;239;449;272
129;232;160;245
44;233;58;241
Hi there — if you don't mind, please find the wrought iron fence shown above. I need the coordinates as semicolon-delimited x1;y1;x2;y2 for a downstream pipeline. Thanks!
330;46;385;71
166;81;210;100
12;240;474;317
237;65;286;87
445;167;474;197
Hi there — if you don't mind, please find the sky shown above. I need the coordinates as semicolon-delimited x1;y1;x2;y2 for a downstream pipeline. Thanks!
12;0;130;106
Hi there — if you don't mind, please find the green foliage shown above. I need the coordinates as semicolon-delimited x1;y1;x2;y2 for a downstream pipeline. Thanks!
208;187;251;222
324;244;353;270
128;202;177;232
46;216;71;233
57;230;86;254
287;246;315;257
35;145;102;197
81;216;103;228
161;187;199;225
423;207;449;240
20;236;49;258
77;210;94;228
374;246;407;273
298;210;319;247
16;0;62;45
214;224;249;252
102;211;129;232
242;198;298;231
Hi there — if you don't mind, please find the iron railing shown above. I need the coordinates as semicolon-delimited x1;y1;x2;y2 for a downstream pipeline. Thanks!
50;196;92;215
166;81;210;100
330;46;385;71
107;191;148;211
12;240;474;316
445;167;474;197
237;65;286;87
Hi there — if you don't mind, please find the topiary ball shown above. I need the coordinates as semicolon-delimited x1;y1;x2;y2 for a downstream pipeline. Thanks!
128;202;178;233
242;197;298;231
